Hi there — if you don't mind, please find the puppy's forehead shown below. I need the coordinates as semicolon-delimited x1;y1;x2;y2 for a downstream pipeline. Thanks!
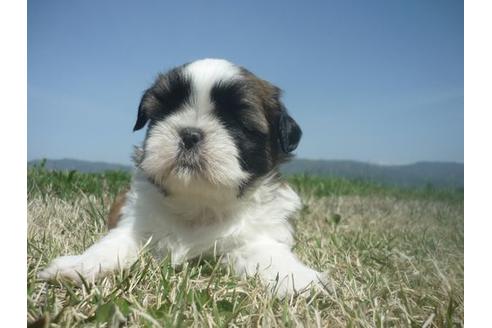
184;59;241;94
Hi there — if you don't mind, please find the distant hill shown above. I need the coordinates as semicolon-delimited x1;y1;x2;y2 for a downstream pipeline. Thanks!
281;159;463;188
28;158;464;188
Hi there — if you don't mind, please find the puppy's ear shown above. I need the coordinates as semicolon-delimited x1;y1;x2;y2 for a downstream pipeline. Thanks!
278;106;302;153
133;89;152;131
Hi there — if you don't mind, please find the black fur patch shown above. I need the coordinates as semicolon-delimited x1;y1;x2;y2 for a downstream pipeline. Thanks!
211;81;272;178
133;68;192;131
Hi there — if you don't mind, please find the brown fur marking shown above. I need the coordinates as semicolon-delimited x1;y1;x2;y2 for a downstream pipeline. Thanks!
107;188;129;230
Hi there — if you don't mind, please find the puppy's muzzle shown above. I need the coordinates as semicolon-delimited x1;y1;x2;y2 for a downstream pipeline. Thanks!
179;127;204;150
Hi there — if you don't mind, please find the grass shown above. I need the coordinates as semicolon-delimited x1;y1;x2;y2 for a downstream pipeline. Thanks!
27;166;463;327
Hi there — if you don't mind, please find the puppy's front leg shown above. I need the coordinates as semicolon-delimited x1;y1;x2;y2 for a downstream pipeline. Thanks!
228;240;327;296
39;223;140;283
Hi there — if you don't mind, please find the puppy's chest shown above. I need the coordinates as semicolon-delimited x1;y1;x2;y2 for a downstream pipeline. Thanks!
160;196;243;227
173;206;225;227
147;202;249;265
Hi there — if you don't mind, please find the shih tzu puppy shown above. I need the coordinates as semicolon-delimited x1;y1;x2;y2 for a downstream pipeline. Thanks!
39;59;327;296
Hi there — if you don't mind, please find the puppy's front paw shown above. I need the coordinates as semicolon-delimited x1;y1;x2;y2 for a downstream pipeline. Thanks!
38;255;101;283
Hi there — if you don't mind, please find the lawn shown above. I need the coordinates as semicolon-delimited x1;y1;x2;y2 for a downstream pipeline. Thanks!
27;166;463;327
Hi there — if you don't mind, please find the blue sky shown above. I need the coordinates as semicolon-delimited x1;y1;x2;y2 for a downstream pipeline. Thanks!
28;0;463;165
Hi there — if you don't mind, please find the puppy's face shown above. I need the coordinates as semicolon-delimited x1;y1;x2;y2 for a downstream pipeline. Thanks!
133;59;301;194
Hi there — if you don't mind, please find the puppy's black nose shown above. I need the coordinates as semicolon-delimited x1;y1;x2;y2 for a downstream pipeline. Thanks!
179;127;204;149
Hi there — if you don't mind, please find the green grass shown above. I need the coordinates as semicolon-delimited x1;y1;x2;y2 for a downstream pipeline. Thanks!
289;174;463;203
27;167;463;327
28;162;130;200
27;163;463;203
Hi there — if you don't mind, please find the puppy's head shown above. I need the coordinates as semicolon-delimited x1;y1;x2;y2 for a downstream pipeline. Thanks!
133;59;301;194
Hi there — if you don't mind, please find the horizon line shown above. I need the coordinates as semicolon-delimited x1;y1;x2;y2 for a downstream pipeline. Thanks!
27;157;465;167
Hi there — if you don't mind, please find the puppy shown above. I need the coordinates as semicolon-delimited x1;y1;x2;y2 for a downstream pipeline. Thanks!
39;59;327;296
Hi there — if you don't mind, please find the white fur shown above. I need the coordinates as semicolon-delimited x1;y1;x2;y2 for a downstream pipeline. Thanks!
39;171;326;296
184;58;241;100
141;107;249;189
39;59;327;297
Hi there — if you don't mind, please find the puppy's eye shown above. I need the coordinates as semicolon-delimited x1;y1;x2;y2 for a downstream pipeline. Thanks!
211;82;244;109
147;71;192;120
